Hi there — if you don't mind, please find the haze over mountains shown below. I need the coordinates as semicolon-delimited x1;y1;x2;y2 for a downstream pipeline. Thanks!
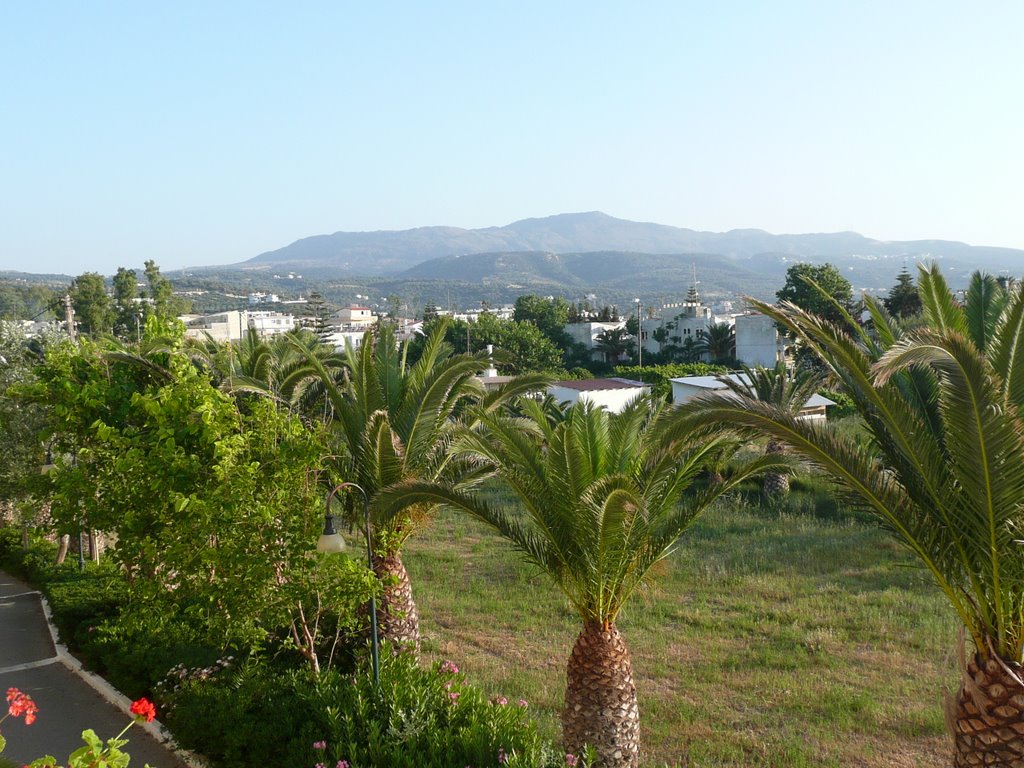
238;212;1024;297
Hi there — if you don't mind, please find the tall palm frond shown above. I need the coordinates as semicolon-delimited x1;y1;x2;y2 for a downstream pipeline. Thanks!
284;319;551;652
676;265;1024;766
381;396;788;767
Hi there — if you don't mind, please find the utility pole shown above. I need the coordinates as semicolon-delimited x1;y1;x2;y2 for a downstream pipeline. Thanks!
63;294;76;341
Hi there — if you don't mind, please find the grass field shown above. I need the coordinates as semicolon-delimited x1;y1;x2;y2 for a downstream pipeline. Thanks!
404;480;959;767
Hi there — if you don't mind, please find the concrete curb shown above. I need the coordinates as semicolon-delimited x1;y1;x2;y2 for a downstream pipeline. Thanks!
35;589;209;768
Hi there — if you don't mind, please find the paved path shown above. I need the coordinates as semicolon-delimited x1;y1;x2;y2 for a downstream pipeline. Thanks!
0;570;191;768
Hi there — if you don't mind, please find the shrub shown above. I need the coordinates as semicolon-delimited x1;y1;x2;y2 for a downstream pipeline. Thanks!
162;650;577;768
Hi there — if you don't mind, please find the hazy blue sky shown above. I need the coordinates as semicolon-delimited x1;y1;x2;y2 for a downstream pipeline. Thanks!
2;2;1022;275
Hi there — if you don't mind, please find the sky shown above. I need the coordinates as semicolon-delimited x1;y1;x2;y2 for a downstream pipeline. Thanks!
2;1;1023;276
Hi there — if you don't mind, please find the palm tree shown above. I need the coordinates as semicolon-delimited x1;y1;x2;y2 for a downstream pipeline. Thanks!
719;364;823;496
699;322;736;363
384;398;784;767
291;320;546;654
594;327;631;364
678;265;1024;767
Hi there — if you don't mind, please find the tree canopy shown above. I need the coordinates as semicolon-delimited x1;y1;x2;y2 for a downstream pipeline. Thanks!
776;262;854;325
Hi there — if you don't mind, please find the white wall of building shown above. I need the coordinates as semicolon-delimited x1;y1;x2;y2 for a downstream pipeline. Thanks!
183;310;296;342
734;313;785;367
547;382;650;414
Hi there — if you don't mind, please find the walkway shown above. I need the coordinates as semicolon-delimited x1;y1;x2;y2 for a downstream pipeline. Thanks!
0;570;190;767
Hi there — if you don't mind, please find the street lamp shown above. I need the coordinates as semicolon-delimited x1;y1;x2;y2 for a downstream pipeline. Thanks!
317;482;380;685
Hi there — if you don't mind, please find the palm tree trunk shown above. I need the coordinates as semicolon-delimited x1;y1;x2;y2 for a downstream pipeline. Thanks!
949;651;1024;766
763;439;790;496
563;621;640;768
371;551;421;657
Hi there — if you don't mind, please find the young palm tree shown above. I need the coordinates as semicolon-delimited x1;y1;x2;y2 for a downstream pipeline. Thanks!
383;398;785;767
291;321;546;654
699;321;736;363
594;327;631;364
678;265;1024;767
719;364;823;496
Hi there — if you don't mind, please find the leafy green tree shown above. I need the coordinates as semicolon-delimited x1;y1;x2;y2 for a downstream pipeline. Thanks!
0;281;58;321
286;321;547;653
385;398;784;768
0;323;52;531
24;334;373;665
111;267;141;340
882;266;923;319
413;313;564;374
144;259;174;317
473;313;564;373
776;262;854;325
513;295;571;345
681;265;1024;766
69;272;113;336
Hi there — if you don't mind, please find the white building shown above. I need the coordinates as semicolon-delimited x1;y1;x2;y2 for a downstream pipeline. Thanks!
248;292;280;305
640;288;715;356
182;310;296;342
734;312;785;368
547;378;650;414
325;329;368;352
336;305;377;326
563;320;628;363
669;373;834;421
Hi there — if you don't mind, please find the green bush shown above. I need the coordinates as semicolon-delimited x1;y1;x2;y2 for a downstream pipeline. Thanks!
822;388;857;420
162;651;578;768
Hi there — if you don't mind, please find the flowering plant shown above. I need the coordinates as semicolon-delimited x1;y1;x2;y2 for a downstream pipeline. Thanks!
0;690;157;768
1;687;39;754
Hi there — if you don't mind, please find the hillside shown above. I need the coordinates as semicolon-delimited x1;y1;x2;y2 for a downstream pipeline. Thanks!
240;212;1024;280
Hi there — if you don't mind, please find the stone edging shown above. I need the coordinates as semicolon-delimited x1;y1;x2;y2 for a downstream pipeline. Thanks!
35;590;209;768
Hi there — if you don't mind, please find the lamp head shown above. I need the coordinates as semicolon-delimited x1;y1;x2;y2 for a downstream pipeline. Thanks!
316;512;346;553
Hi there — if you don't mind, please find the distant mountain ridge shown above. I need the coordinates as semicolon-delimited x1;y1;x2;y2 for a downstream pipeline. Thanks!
242;212;1024;281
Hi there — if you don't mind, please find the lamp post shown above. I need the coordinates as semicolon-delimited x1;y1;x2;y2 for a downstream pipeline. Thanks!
317;481;380;685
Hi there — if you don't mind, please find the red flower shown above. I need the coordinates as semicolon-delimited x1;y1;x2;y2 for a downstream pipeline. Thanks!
130;697;156;722
6;687;38;725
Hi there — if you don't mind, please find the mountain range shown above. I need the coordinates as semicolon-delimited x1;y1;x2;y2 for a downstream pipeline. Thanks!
231;212;1024;300
243;211;1024;278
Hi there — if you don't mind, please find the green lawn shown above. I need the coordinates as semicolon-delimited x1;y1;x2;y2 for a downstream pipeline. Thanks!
404;488;957;767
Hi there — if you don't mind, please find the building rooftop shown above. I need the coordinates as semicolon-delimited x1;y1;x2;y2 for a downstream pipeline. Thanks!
670;374;835;408
552;377;647;392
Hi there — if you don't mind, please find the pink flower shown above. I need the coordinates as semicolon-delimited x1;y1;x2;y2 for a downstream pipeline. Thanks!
315;763;325;768
517;698;528;708
448;691;460;703
498;748;508;764
336;762;349;768
439;660;460;674
490;695;508;706
313;741;327;750
566;753;579;767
